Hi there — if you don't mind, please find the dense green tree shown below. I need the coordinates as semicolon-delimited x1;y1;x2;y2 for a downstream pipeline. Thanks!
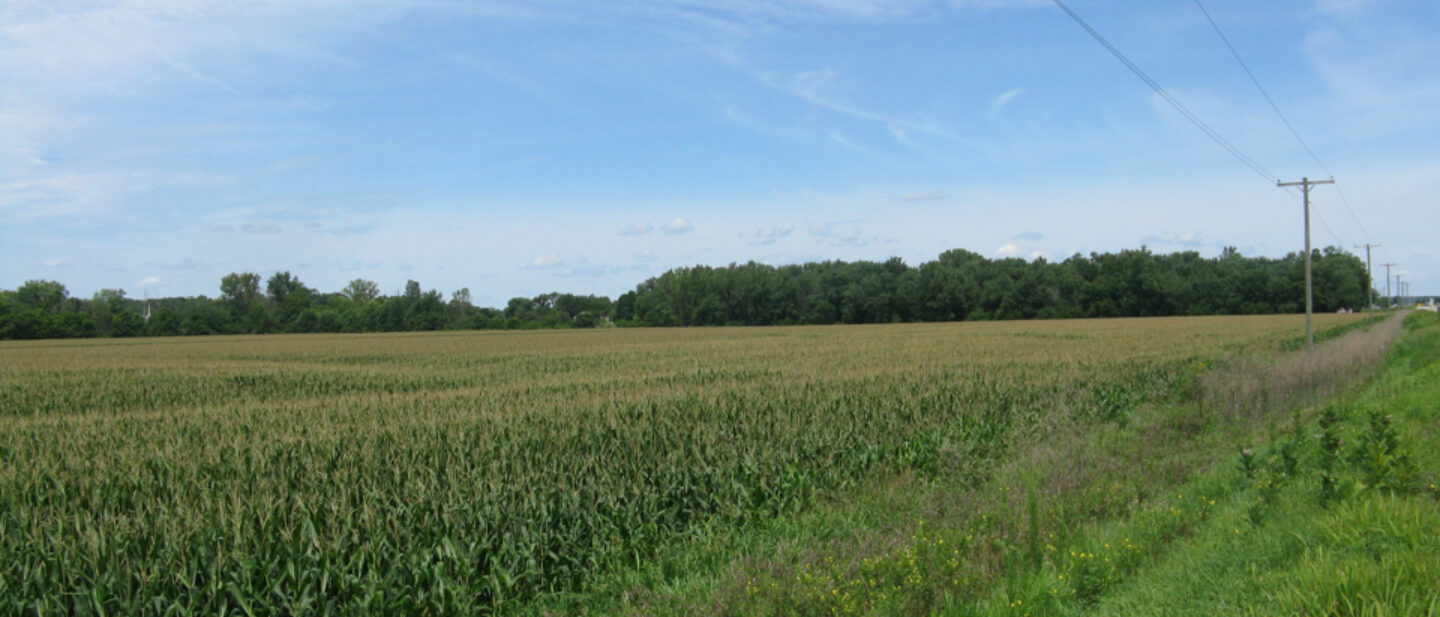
266;271;307;306
276;285;313;328
147;307;182;336
0;245;1378;340
341;279;380;304
55;311;98;338
15;280;68;314
110;309;145;338
220;273;261;316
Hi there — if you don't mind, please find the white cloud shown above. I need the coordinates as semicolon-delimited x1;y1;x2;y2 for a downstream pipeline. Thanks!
747;224;795;246
618;222;653;236
42;258;65;268
989;87;1024;113
807;222;875;246
1142;232;1206;248
1028;249;1047;261
137;276;161;287
808;222;837;238
663;217;695;235
522;254;564;269
994;243;1019;257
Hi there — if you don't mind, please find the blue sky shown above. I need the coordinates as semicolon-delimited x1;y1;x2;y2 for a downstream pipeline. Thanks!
3;0;1437;307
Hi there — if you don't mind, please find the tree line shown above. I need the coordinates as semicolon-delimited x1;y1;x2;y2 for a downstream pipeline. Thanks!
0;246;1371;340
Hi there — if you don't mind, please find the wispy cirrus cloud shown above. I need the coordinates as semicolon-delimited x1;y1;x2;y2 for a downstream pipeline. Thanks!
759;68;949;141
990;87;1024;113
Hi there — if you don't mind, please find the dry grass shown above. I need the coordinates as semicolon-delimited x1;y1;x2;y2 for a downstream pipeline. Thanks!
1199;313;1404;423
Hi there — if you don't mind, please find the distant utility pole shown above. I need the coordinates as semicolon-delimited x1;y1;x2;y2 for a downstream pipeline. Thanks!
1355;243;1380;302
1380;262;1397;305
1355;243;1380;321
1395;274;1405;306
1278;177;1334;350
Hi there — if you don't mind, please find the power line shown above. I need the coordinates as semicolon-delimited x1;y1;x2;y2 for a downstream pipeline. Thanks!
1329;183;1372;242
1191;0;1323;172
1050;0;1277;184
1191;0;1373;242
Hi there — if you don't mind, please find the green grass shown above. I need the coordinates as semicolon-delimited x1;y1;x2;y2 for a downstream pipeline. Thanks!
577;312;1438;616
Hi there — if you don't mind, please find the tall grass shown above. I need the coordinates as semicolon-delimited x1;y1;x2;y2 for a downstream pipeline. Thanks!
1199;313;1403;422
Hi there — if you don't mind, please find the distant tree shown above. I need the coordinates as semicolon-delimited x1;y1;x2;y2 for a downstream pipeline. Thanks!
220;273;261;316
266;271;306;305
89;289;127;334
504;297;533;321
277;288;313;328
147;307;182;336
15;280;68;314
246;303;273;334
314;309;343;333
341;278;380;304
614;291;637;323
55;311;98;338
1;308;54;339
110;309;145;338
291;308;319;333
405;289;446;331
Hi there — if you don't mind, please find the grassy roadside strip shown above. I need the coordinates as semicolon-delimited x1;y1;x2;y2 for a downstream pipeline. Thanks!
520;315;1413;616
1090;310;1440;616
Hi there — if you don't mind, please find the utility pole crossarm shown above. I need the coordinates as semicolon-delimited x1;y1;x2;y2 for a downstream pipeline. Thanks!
1380;263;1397;301
1276;178;1335;189
1277;177;1335;351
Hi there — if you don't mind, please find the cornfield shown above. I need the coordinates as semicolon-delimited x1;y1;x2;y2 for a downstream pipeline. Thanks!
0;315;1359;614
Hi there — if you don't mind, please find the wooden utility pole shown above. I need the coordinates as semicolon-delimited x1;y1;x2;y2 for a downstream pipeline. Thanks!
1355;243;1380;322
1354;244;1380;305
1380;262;1397;305
1278;177;1334;350
1395;274;1405;306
